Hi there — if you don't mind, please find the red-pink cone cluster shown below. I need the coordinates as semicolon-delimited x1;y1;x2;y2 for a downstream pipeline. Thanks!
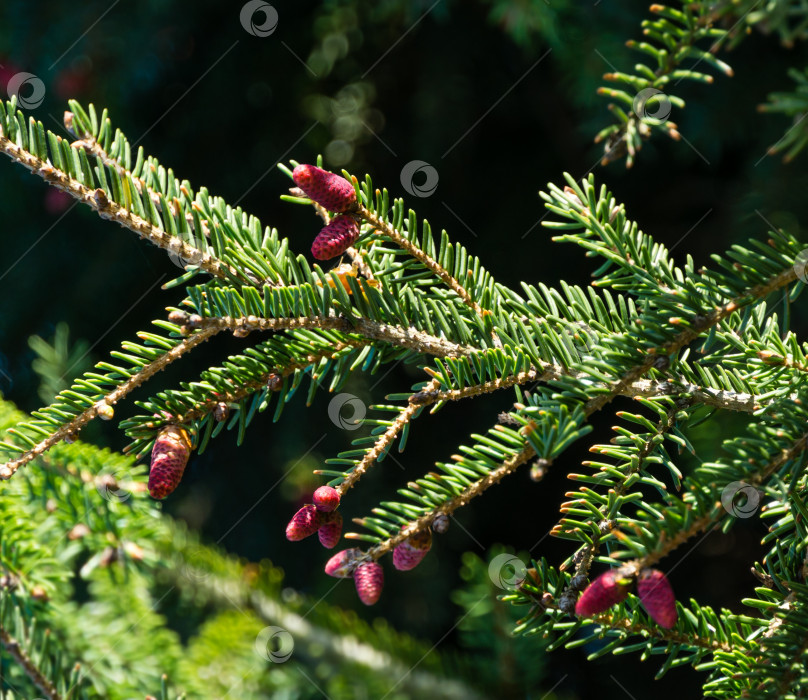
322;523;438;606
575;567;677;629
292;164;356;213
290;164;362;260
148;425;192;499
285;485;343;546
393;528;432;571
311;215;360;260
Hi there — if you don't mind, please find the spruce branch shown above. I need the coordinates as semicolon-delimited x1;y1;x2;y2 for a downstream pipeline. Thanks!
0;624;62;700
411;368;541;404
71;133;210;245
632;429;808;572
358;202;501;345
556;402;682;593
172;339;362;425
583;263;799;416
361;442;537;560
335;378;441;496
415;369;765;413
0;128;252;286
589;610;732;653
66;118;210;243
0;327;219;479
596;3;733;166
195;314;475;357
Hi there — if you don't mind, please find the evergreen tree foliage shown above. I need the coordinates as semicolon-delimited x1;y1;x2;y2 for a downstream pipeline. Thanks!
2;2;808;698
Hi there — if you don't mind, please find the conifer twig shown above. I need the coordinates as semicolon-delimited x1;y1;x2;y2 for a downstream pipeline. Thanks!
584;264;799;416
589;611;732;652
196;314;475;357
174;340;362;424
0;327;219;479
0;132;253;285
355;262;802;562
358;203;501;346
0;625;62;700
633;430;808;572
363;443;538;559
337;378;442;496
68;128;209;240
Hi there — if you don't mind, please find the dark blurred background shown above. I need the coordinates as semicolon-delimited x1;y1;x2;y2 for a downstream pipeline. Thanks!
2;1;808;697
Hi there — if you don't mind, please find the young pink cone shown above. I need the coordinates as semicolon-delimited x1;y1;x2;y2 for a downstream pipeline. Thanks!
575;568;633;617
311;215;360;260
318;511;343;549
637;569;677;629
325;548;361;578
285;504;323;541
392;528;432;571
353;561;384;605
313;485;340;512
148;425;192;499
292;164;356;213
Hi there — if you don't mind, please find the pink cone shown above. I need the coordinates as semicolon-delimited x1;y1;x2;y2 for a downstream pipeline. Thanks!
392;529;432;571
353;561;384;605
311;215;360;260
313;485;340;512
325;548;361;578
292;164;356;213
285;504;323;541
637;569;677;629
575;568;633;617
318;511;343;549
148;425;192;499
